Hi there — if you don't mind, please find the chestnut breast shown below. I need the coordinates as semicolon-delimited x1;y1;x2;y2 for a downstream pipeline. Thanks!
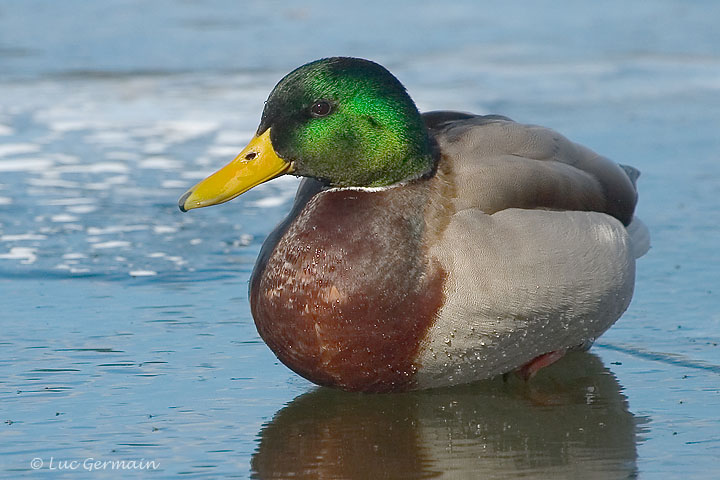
250;185;446;392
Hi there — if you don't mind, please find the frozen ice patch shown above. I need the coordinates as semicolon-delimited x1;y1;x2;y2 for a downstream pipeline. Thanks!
139;157;183;169
46;120;97;132
0;143;41;157
215;130;253;144
161;180;189;189
92;241;131;249
0;158;54;172
85;130;134;145
143;121;219;144
85;175;129;190
63;253;88;260
51;214;80;223
87;225;149;235
67;205;97;214
153;225;178;234
27;177;80;188
129;270;157;277
251;196;288;208
0;247;37;264
143;142;168;154
1;234;48;241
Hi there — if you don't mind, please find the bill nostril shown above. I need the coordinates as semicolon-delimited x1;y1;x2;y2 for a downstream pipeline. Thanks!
244;152;257;161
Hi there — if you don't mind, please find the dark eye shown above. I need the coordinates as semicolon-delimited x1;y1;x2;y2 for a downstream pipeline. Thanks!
310;101;332;117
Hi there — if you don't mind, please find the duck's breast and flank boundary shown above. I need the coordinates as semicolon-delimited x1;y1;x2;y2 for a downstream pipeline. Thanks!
250;182;446;392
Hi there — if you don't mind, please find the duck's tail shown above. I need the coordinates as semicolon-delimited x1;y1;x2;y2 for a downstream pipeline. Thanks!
627;216;650;259
619;164;641;188
619;164;649;258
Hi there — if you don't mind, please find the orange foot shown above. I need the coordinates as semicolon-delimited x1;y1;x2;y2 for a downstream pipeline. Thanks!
516;349;567;381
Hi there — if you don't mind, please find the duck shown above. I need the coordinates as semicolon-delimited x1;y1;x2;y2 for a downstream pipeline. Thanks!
179;57;649;393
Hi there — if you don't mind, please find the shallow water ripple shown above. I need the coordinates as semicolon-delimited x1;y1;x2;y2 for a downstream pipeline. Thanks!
2;1;720;478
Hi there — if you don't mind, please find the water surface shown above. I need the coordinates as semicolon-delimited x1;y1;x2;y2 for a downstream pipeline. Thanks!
1;1;719;478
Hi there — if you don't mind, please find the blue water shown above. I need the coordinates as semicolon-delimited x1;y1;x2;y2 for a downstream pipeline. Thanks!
1;1;719;478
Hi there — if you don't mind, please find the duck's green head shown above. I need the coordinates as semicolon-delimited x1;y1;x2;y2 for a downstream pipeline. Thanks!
179;57;434;211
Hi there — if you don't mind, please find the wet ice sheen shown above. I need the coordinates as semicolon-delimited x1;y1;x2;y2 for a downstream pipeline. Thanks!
2;0;720;478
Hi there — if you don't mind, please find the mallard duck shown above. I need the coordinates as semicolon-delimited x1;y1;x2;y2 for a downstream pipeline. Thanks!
179;57;649;393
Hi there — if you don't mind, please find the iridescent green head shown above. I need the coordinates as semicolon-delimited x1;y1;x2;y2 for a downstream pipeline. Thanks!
178;57;435;212
259;57;434;187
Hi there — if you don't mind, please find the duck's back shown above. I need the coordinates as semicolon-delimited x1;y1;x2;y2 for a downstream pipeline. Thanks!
424;112;638;225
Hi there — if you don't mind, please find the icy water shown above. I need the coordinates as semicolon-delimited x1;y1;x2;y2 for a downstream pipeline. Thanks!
1;1;719;478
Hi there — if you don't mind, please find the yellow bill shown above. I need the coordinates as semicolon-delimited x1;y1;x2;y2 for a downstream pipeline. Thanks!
178;129;293;211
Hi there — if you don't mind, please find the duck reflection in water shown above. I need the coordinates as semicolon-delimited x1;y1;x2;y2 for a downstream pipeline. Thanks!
251;352;643;479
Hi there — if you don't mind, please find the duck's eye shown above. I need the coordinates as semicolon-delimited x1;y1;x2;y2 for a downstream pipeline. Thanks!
310;101;332;117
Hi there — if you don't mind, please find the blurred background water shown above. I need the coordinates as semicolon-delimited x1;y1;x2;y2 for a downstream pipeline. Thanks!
1;0;719;478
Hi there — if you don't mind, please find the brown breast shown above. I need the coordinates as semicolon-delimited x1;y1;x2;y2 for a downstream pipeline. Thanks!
250;183;446;392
